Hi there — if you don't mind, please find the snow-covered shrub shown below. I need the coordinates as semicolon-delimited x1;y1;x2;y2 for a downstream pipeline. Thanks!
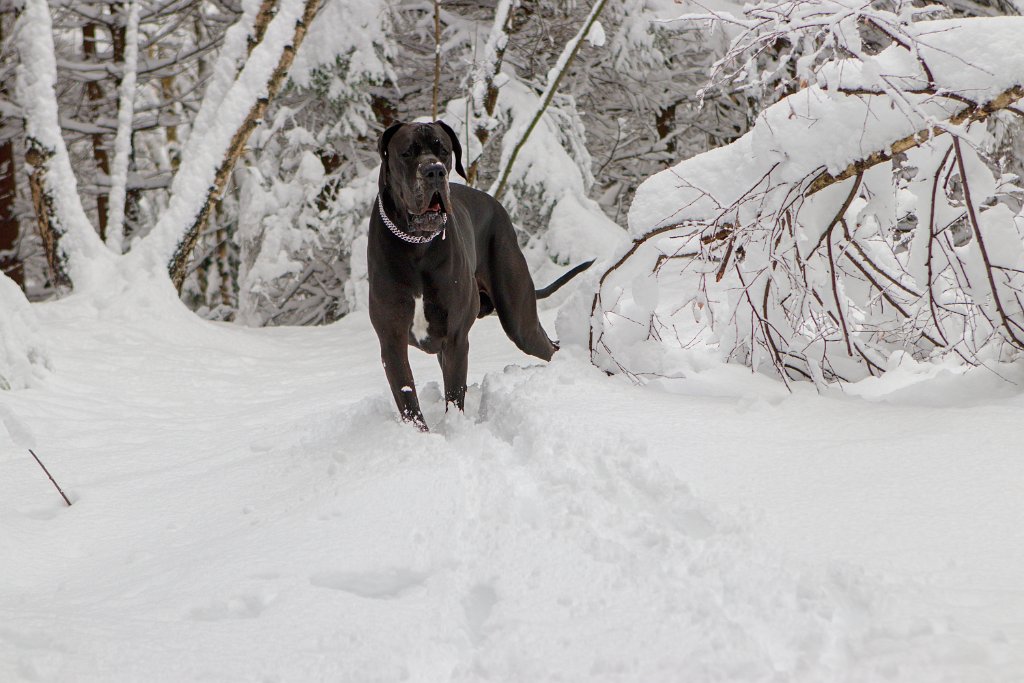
0;274;49;390
235;136;377;326
594;6;1024;384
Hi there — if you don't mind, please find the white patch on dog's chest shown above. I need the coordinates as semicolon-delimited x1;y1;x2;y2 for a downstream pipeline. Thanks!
411;296;430;343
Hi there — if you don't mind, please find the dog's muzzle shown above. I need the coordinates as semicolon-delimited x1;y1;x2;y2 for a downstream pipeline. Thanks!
408;163;450;234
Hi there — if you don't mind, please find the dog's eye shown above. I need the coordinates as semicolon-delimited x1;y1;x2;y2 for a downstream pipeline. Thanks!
400;149;414;158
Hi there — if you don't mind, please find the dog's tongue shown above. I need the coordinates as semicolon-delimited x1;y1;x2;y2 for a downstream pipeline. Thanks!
429;201;441;212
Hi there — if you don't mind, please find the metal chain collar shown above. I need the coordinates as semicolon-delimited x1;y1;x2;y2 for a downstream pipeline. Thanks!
378;196;446;244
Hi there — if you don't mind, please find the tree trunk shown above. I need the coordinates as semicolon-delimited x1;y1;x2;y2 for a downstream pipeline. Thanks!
467;0;518;187
16;0;109;291
655;103;677;157
106;0;140;253
0;12;23;287
0;136;21;288
83;22;111;240
25;143;71;288
431;0;441;119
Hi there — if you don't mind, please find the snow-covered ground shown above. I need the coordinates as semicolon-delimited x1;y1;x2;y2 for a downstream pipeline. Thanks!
1;288;1023;682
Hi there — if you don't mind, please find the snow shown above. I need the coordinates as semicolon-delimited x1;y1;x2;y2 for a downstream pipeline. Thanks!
0;275;49;392
2;282;1023;680
544;191;627;265
290;0;393;93
818;18;1024;101
5;3;1024;677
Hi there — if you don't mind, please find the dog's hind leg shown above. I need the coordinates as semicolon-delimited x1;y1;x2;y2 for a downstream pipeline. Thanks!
490;283;556;361
484;219;558;361
506;317;555;360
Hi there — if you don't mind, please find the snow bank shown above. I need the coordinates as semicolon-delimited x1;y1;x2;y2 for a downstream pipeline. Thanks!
1;296;1021;679
0;275;49;391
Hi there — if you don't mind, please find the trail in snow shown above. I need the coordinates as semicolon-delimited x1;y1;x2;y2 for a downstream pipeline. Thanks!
0;295;1022;681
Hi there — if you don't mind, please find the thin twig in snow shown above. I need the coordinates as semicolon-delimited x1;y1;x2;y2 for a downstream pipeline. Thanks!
29;450;72;507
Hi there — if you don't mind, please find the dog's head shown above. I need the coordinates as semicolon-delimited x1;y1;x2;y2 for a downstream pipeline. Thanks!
378;121;466;235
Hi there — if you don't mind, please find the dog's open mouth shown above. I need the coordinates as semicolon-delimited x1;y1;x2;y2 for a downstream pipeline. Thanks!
425;192;443;214
408;191;448;233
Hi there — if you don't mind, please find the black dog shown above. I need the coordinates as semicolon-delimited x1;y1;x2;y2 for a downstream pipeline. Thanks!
367;120;593;430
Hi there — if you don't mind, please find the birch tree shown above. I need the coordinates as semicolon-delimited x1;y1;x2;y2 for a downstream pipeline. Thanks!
10;0;322;294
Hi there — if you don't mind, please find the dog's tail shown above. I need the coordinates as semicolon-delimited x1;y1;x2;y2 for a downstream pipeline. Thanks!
536;259;595;300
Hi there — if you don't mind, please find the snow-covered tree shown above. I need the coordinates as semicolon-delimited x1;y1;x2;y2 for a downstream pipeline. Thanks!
9;0;321;298
226;0;394;325
592;1;1024;385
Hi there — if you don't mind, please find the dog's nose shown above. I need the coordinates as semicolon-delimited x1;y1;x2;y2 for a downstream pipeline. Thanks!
422;162;446;182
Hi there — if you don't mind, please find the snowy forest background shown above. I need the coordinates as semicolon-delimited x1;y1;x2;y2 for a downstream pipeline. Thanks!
4;3;1024;677
3;0;1024;385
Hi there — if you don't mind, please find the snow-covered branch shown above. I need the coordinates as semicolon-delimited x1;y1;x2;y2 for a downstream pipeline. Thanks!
594;10;1024;384
490;0;609;200
106;0;141;254
466;0;517;186
132;0;321;289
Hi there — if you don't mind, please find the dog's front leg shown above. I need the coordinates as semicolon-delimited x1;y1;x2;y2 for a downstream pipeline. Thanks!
379;335;428;431
440;333;469;412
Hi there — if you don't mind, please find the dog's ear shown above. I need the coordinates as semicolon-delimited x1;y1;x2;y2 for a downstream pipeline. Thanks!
434;120;467;180
377;122;404;188
378;122;404;161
